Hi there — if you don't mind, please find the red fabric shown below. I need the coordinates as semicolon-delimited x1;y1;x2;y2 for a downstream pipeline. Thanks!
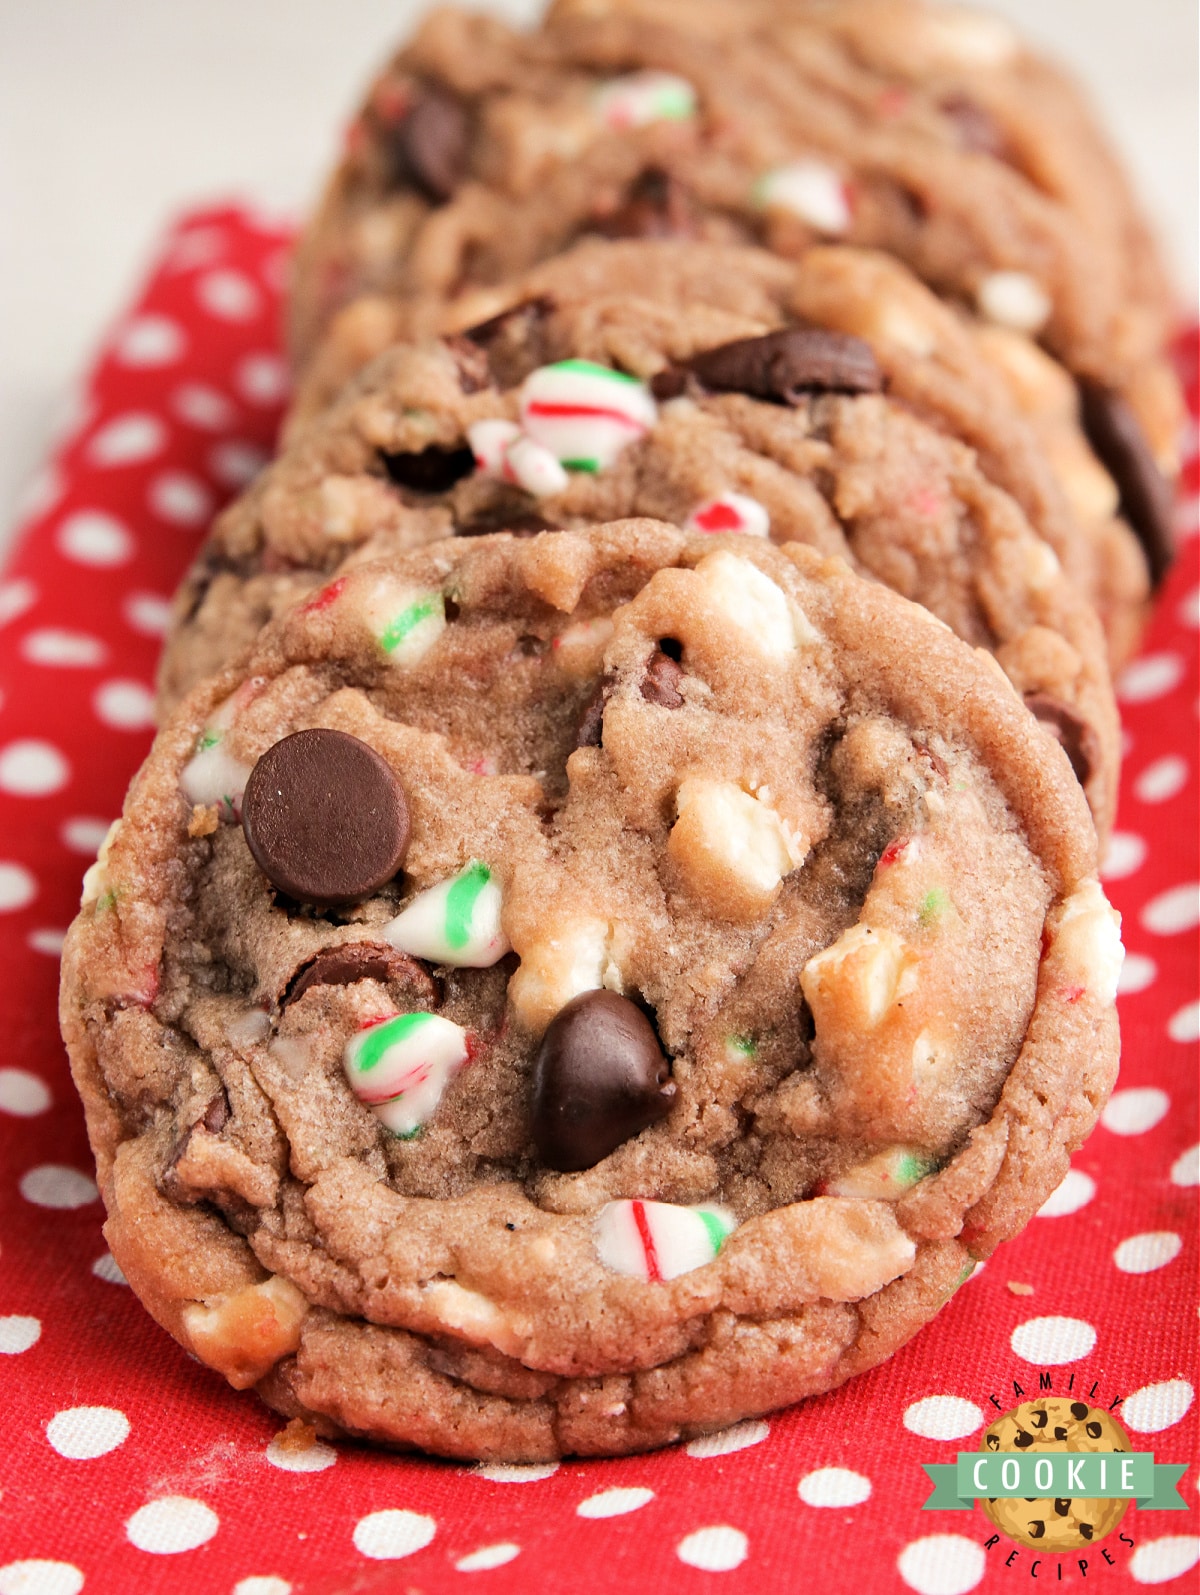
0;208;1194;1595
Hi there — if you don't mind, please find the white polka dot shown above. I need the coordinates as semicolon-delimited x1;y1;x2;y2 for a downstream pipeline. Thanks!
0;1316;41;1353
57;510;133;567
28;928;65;957
1143;883;1200;936
126;1496;219;1554
123;593;174;637
172;384;237;431
1171;1144;1199;1186
1129;1536;1200;1585
209;441;268;488
1119;953;1157;995
1135;756;1189;804
0;1562;84;1595
0;1069;51;1115
167;226;226;272
94;680;156;731
92;1252;128;1285
1036;1167;1096;1217
1102;1087;1170;1135
685;1419;770;1458
676;1527;748;1573
115;315;186;367
265;1434;337;1472
1101;830;1147;880
20;1165;98;1209
897;1535;985;1595
1168;1001;1200;1042
1179;586;1199;629
87;413;166;467
798;1467;871;1507
149;472;212;527
197;269;261;322
473;1462;559;1483
237;354;289;405
352;1509;436;1560
1010;1315;1096;1365
61;817;112;855
1117;653;1184;703
21;629;107;668
903;1396;985;1441
1179;494;1200;539
233;1581;291;1595
1121;1379;1194;1434
454;1544;521;1573
47;1404;130;1459
0;740;69;796
0;863;37;912
0;578;37;628
1114;1231;1183;1274
577;1487;654;1518
14;467;62;522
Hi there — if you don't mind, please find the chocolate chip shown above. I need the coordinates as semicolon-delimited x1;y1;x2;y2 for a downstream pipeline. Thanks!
1028;1521;1045;1540
285;942;437;1005
593;168;696;240
201;1088;230;1134
1079;1523;1094;1541
1014;1429;1034;1448
940;94;1007;158
461;296;554;350
386;86;468;203
1054;1499;1071;1516
1053;1426;1069;1440
575;677;614;749
1085;1420;1103;1439
1031;1409;1049;1429
986;1433;1000;1450
1024;695;1099;789
650;366;690;402
455;504;556;538
242;729;411;908
641;648;684;708
160;1088;229;1206
531;990;676;1171
680;328;884;405
1078;379;1175;586
1070;1401;1090;1421
381;443;476;494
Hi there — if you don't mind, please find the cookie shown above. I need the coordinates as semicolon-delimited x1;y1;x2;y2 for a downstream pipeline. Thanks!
287;0;1181;577
62;523;1123;1459
162;240;1121;837
981;1398;1132;1550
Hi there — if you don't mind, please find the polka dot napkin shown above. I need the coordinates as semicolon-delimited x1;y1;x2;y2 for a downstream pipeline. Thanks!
0;208;1194;1595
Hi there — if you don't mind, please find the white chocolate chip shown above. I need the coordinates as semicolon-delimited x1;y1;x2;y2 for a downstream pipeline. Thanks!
669;779;805;919
1051;879;1124;1005
693;551;809;659
1022;538;1062;593
224;1008;272;1049
79;819;123;907
552;616;615;676
182;1275;308;1390
972;325;1076;418
422;1280;508;1341
977;271;1052;335
508;917;627;1032
1043;431;1121;524
801;923;919;1029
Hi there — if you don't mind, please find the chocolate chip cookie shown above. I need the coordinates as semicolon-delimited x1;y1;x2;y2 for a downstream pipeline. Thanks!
163;241;1121;837
62;523;1122;1458
981;1398;1132;1550
287;0;1181;580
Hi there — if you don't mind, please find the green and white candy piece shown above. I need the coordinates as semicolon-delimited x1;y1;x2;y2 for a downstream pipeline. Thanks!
343;1011;470;1136
363;577;446;665
383;861;510;967
593;70;697;130
180;683;260;815
519;360;657;474
823;1145;937;1200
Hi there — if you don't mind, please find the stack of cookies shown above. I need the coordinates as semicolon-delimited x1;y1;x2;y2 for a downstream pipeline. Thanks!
60;0;1181;1460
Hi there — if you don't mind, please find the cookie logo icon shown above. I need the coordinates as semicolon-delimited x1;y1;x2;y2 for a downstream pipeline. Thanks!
981;1398;1132;1550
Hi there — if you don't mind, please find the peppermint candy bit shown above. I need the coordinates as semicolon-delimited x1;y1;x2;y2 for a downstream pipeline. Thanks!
344;1012;470;1135
594;71;697;131
384;861;510;967
755;160;852;236
822;1146;937;1200
595;1198;737;1282
520;360;657;474
686;492;770;538
364;579;447;664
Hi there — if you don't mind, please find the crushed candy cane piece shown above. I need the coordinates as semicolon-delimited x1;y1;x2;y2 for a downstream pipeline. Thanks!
344;1011;470;1136
384;861;510;967
520;360;656;473
179;677;267;817
822;1145;937;1200
755;160;852;235
594;71;697;130
363;578;446;664
686;492;770;538
595;1199;736;1281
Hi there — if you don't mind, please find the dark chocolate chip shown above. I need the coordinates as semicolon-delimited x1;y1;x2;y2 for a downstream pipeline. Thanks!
444;334;492;394
456;503;556;538
1070;1401;1090;1421
242;729;410;908
201;1088;230;1135
387;86;468;203
1014;1429;1034;1448
1031;1409;1049;1428
641;648;684;708
575;677;614;749
650;365;691;402
1054;1499;1071;1516
1085;1421;1103;1439
1027;1522;1045;1540
381;443;476;494
940;94;1007;158
1053;1426;1069;1440
1024;695;1100;789
1079;1523;1094;1541
593;168;696;240
1078;379;1175;586
986;1433;1000;1450
683;328;884;405
531;989;676;1172
285;942;437;1006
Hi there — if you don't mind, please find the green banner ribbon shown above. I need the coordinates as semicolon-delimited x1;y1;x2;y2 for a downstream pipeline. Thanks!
922;1455;1189;1511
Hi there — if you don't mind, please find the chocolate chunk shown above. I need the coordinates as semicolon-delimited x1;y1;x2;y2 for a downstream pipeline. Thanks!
940;94;1006;158
160;1088;230;1206
531;989;676;1171
1070;1401;1090;1421
1014;1429;1034;1448
1027;1521;1045;1540
461;296;555;350
1053;1426;1068;1440
1085;1420;1103;1439
456;504;556;538
285;942;437;1006
682;328;884;405
575;677;614;749
1031;1409;1049;1429
386;86;468;203
986;1433;1000;1450
381;443;476;494
242;729;411;908
1079;1524;1094;1541
650;366;690;402
1024;695;1099;789
1078;379;1175;586
641;648;685;708
1054;1499;1071;1516
593;168;696;240
201;1088;230;1134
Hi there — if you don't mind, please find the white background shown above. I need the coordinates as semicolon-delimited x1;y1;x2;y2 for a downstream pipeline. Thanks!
0;0;1195;546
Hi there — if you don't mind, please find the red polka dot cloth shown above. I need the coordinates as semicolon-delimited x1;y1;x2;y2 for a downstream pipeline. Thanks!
0;208;1195;1595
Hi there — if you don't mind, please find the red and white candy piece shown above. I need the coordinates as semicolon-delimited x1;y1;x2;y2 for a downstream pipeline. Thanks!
594;1198;737;1282
685;492;770;538
754;159;852;235
343;1012;470;1136
593;71;697;130
384;861;510;967
820;1145;937;1200
519;360;657;474
467;419;569;498
180;677;267;817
